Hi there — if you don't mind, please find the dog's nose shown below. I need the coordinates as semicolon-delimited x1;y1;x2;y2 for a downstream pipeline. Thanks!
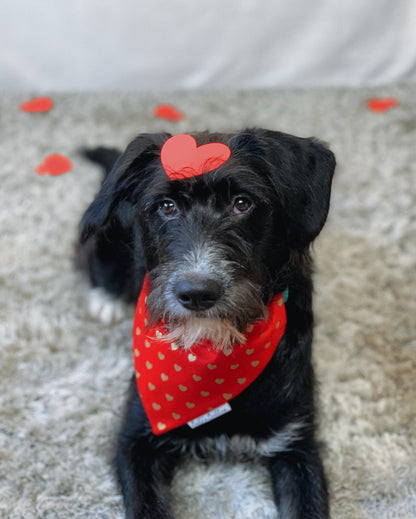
174;277;222;311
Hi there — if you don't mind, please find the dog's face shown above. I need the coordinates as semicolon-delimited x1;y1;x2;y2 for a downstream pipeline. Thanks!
81;129;335;349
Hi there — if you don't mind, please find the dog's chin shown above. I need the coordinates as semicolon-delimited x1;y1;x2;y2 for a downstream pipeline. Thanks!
162;317;247;352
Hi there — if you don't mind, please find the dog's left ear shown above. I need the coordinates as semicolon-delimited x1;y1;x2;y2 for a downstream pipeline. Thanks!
230;129;336;249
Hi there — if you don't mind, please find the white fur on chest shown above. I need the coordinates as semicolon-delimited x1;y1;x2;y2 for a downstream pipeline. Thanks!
178;421;305;462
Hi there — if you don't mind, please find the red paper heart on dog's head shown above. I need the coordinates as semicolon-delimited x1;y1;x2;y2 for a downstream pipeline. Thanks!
160;134;231;180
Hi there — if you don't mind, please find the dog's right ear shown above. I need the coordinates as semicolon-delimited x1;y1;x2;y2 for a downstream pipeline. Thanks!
229;129;336;249
79;133;170;243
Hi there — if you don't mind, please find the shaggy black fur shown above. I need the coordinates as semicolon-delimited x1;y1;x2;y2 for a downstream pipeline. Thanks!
79;129;336;519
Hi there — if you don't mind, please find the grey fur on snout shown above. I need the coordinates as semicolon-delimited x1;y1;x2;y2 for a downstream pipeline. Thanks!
146;240;265;350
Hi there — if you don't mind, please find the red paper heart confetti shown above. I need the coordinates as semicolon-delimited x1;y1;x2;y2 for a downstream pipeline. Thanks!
36;154;73;176
160;134;231;180
20;97;54;113
154;104;185;122
367;98;399;113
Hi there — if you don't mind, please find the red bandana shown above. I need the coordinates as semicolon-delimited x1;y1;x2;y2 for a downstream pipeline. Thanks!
133;277;286;435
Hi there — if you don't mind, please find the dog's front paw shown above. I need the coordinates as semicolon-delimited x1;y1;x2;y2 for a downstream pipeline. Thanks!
88;287;124;324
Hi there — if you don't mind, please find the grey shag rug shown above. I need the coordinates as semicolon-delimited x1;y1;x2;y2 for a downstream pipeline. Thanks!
1;85;415;518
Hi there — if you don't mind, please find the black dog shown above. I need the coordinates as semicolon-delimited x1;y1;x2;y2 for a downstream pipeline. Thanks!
79;129;335;519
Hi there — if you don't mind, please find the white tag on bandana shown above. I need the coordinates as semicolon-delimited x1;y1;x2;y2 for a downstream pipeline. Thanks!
187;403;232;429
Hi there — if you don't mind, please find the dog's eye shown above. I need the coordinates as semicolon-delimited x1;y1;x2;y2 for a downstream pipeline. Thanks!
159;200;178;218
233;196;252;215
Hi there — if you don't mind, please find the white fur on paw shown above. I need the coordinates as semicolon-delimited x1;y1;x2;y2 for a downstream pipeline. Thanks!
88;287;124;324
